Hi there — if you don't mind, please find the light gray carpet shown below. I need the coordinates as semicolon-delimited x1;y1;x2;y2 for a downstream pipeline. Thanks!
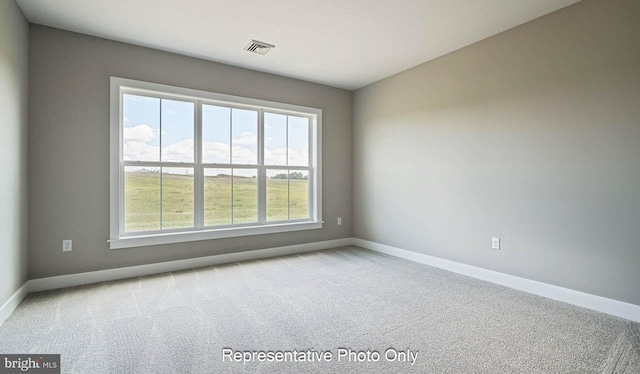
1;246;638;373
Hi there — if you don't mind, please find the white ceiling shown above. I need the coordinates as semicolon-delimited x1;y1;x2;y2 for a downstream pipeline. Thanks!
17;0;580;90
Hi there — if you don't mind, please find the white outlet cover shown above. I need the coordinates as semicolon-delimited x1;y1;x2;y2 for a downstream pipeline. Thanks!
63;240;73;252
337;217;342;225
492;237;500;250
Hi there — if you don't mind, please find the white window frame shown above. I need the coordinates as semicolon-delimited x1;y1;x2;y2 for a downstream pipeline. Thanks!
109;77;322;249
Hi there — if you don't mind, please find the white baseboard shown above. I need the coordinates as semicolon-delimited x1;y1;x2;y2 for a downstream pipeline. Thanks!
6;237;638;327
0;283;29;327
28;238;352;293
353;238;640;323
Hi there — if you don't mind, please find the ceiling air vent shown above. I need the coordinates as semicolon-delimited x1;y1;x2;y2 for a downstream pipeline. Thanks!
244;40;275;55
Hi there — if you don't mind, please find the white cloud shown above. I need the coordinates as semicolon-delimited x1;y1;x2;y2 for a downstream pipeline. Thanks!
154;139;259;165
287;148;309;166
122;135;302;167
233;132;257;146
162;139;195;163
264;147;308;166
230;145;257;164
202;141;230;163
265;148;286;165
123;124;155;142
123;141;159;161
202;141;258;165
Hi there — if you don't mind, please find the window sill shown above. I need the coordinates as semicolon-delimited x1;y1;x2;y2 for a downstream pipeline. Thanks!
109;221;323;249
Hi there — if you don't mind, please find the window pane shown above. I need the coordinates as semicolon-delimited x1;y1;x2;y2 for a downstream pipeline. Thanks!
204;168;232;226
161;99;194;162
288;116;309;166
124;166;160;232
264;112;287;166
202;105;231;164
233;168;257;224
289;170;309;220
231;108;258;165
266;169;289;221
161;167;194;229
122;94;160;162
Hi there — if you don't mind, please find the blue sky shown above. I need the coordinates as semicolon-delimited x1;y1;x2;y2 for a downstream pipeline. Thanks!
123;94;309;170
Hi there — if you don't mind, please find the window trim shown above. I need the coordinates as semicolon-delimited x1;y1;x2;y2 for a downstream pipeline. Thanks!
109;77;322;249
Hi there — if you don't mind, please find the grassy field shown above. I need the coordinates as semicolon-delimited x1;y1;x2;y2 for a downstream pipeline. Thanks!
124;171;309;232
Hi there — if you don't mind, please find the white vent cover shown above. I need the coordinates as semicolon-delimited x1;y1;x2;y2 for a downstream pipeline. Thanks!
244;40;275;55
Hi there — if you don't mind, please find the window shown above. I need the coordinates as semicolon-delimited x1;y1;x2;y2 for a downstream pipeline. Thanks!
109;77;322;249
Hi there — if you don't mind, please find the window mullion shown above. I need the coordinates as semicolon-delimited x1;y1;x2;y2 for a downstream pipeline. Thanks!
159;99;163;230
308;119;313;220
194;101;204;230
230;109;234;224
286;115;290;220
118;90;125;238
258;109;267;224
123;161;196;168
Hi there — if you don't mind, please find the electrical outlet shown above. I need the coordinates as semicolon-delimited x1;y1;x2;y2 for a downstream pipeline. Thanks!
492;237;500;250
337;217;342;226
63;239;72;252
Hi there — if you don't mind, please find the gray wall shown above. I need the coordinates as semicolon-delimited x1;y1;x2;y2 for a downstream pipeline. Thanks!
0;1;29;306
29;26;352;279
353;0;640;305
